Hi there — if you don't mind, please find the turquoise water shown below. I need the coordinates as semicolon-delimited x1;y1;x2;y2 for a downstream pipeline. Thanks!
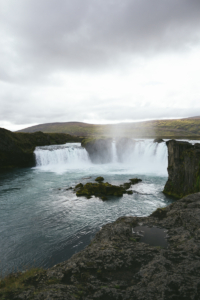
0;142;172;275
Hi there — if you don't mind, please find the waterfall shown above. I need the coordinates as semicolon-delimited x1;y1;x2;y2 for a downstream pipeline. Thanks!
120;140;168;174
112;140;118;163
34;143;91;168
34;140;168;175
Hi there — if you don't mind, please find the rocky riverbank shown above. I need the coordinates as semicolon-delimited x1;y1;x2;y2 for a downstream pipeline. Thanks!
1;192;200;300
0;128;83;169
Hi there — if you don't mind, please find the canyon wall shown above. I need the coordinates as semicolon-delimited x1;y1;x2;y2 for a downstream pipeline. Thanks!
163;139;200;198
81;138;113;163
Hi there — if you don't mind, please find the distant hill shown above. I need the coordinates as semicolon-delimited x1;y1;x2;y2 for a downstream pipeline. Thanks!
18;117;200;139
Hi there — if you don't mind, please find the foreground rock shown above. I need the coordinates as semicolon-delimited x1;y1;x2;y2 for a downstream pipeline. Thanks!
74;178;141;200
163;139;200;198
0;128;83;169
2;192;200;299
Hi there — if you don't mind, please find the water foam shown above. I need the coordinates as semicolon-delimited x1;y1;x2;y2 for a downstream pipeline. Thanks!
34;140;168;176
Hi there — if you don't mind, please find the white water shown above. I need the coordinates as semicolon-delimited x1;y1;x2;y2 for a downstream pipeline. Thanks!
34;139;168;176
34;143;91;172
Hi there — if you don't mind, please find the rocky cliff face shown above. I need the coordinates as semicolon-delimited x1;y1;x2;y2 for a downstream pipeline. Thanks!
163;139;200;198
82;137;136;164
81;138;113;163
2;192;200;300
0;128;83;169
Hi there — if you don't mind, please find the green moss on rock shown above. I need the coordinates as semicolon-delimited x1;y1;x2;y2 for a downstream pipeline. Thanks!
129;178;142;184
95;177;104;182
74;178;142;200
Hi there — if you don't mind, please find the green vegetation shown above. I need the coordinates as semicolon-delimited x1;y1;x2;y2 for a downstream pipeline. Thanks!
0;268;45;299
95;176;104;182
74;178;142;200
129;178;142;184
17;117;200;138
75;182;125;200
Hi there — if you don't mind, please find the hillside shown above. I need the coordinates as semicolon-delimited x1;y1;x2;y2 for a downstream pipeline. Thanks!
18;117;200;139
0;128;83;168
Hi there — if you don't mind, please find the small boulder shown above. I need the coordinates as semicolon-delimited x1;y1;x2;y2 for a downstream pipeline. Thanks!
153;138;164;143
121;182;132;189
95;177;104;182
129;178;142;185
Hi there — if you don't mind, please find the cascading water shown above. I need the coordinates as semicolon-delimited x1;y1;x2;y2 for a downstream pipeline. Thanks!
34;140;168;175
119;140;168;175
112;140;118;163
34;143;91;171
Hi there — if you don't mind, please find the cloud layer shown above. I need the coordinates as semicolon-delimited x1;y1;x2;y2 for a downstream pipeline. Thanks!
0;0;200;130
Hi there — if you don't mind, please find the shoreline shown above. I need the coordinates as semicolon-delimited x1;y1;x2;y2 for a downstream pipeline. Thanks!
1;192;200;299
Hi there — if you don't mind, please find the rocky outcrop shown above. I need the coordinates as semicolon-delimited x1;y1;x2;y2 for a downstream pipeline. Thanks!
0;128;83;169
153;138;164;143
163;139;200;198
2;192;200;300
81;138;113;163
74;178;141;200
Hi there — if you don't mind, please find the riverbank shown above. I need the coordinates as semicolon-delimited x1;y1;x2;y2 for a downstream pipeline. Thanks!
1;192;200;299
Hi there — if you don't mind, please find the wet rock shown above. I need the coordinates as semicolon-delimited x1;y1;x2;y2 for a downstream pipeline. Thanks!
163;139;200;198
126;190;133;195
95;177;104;182
74;182;126;200
151;207;167;219
129;178;142;184
3;193;200;299
74;178;142;200
74;183;84;192
120;182;132;189
81;138;113;164
153;138;164;143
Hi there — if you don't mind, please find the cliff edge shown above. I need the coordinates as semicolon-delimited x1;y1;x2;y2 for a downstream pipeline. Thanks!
163;140;200;198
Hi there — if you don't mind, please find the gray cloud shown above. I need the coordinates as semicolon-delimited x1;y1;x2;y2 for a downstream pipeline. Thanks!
1;0;200;82
1;0;200;130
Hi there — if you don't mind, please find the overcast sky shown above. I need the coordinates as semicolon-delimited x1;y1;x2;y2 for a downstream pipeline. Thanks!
1;0;200;131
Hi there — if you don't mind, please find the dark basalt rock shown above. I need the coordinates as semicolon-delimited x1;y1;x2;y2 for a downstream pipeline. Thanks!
3;193;200;300
129;178;142;184
120;182;132;189
95;176;104;182
81;138;113;163
163;139;200;198
153;138;164;143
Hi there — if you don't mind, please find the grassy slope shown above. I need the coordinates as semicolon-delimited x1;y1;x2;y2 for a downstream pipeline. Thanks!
18;118;200;138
